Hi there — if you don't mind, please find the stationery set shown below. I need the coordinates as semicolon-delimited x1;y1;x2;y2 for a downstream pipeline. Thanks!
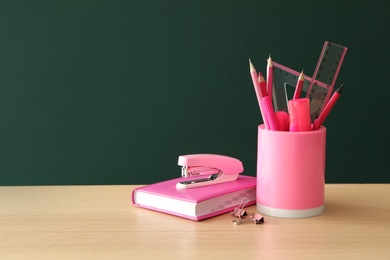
132;41;347;221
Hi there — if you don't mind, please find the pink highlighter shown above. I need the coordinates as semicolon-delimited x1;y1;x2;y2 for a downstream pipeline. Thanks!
288;98;311;132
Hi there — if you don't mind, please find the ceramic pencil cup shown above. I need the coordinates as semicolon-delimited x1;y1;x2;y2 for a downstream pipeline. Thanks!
256;124;326;218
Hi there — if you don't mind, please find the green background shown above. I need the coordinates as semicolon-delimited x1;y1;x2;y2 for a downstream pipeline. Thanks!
0;1;388;185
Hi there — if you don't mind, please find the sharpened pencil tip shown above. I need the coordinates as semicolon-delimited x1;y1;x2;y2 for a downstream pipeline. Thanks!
249;59;255;72
267;55;273;67
299;70;305;80
258;72;265;83
336;84;344;93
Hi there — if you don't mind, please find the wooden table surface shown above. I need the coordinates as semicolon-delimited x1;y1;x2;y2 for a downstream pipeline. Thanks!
1;184;389;259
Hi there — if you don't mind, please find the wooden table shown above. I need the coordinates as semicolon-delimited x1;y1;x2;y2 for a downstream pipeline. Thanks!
1;184;389;259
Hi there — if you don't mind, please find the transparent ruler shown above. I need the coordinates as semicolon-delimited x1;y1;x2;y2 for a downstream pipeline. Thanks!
272;41;347;122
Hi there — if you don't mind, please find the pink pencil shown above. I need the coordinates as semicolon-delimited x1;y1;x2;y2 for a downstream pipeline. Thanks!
293;70;305;99
249;59;263;102
249;59;269;129
312;84;344;130
257;72;268;97
266;55;274;103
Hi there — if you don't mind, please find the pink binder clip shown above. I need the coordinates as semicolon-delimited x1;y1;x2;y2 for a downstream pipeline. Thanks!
232;198;250;218
233;213;264;225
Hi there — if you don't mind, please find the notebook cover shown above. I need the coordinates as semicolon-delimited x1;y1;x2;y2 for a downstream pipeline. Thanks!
132;175;256;220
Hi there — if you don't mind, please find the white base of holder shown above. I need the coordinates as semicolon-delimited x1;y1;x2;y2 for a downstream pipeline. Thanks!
257;203;324;218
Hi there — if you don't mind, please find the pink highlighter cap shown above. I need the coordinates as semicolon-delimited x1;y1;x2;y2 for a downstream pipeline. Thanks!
288;98;311;132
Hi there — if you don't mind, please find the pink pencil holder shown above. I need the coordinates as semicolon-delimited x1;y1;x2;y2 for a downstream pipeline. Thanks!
256;124;326;218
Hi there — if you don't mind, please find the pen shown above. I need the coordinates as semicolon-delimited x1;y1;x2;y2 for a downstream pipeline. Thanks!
293;70;305;99
312;84;344;130
266;55;273;105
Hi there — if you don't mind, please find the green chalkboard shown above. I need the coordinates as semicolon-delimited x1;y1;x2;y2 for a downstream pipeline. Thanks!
0;1;389;185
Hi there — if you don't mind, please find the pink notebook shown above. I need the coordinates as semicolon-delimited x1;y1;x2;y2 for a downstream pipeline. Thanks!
132;175;256;221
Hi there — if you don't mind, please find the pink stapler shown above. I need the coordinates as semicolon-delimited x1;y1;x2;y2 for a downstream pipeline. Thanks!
176;154;244;189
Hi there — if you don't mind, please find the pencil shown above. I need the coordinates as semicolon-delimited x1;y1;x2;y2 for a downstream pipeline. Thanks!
249;59;263;101
312;84;344;130
293;70;305;99
257;72;268;98
266;55;274;104
249;59;268;128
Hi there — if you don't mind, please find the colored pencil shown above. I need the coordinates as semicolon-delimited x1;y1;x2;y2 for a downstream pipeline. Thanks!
293;70;305;99
312;84;344;130
266;55;273;104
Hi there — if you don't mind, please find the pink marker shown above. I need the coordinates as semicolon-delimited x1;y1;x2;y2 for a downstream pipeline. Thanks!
260;96;279;131
288;98;311;132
